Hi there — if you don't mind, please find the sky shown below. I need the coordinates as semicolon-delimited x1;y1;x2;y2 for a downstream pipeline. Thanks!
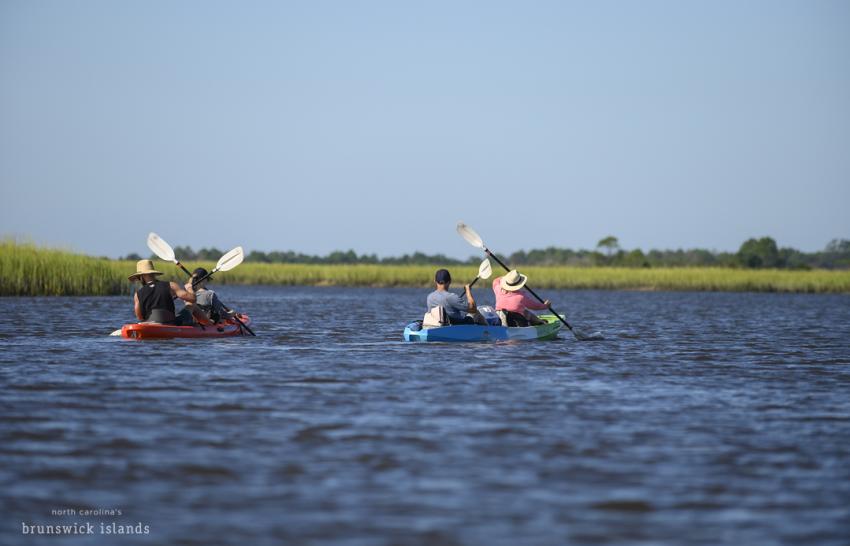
1;0;848;259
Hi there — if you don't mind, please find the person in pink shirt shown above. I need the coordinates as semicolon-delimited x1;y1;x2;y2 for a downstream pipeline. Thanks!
492;269;551;326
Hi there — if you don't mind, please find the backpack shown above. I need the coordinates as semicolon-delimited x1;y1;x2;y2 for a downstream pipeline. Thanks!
422;306;448;328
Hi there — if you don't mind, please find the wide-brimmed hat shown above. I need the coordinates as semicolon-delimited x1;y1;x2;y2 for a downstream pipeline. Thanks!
128;259;163;281
500;269;528;292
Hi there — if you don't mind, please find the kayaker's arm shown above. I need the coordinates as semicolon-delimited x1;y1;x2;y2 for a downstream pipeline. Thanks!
217;297;238;319
171;281;196;303
464;284;476;312
522;292;549;310
133;292;144;321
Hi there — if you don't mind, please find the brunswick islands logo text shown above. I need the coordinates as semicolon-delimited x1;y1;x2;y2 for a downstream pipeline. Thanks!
21;507;150;536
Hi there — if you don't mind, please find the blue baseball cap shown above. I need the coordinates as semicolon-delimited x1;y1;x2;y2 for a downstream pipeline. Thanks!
435;269;451;284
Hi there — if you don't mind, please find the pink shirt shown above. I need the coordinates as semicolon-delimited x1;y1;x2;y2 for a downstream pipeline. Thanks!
492;277;549;313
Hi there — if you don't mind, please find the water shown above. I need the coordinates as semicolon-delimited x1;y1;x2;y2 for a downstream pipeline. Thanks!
1;287;849;546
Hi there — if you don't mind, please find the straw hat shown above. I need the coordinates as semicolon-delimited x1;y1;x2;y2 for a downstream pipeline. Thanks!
500;269;528;292
128;259;163;281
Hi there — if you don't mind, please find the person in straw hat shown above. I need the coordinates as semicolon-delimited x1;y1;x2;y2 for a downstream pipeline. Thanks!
129;259;196;324
492;269;550;327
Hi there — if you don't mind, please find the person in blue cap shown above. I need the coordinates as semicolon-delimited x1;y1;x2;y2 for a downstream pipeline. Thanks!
425;268;479;325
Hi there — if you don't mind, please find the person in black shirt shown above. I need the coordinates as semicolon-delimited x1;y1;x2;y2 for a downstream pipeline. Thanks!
129;260;195;324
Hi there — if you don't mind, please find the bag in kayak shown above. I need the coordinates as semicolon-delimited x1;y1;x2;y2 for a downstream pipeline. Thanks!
423;306;448;328
477;305;501;326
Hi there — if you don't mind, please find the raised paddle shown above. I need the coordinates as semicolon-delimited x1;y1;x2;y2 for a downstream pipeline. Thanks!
146;233;255;336
190;246;244;288
456;222;603;341
468;258;492;288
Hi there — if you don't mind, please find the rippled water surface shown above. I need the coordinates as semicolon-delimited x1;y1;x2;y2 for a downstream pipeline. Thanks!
1;287;849;545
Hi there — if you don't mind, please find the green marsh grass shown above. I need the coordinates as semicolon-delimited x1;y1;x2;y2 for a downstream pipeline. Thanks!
2;242;849;295
215;263;850;293
0;241;128;296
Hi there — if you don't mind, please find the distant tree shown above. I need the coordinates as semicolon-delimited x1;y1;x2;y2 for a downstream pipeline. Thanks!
683;249;717;267
247;250;270;263
778;247;809;270
508;250;528;265
590;250;607;266
122;252;142;261
737;237;780;268
196;247;223;261
178;236;850;269
818;239;850;269
596;236;620;257
173;246;197;261
716;251;739;268
621;249;650;268
825;239;850;254
326;250;359;263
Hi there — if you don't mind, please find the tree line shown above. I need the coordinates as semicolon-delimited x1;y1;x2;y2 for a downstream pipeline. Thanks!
507;237;850;269
122;237;850;270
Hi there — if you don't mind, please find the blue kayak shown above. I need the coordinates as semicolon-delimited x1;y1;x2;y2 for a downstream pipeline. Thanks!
403;314;562;342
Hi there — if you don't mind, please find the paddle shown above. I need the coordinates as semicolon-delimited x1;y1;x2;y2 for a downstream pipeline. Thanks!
456;222;603;341
468;258;492;288
146;232;255;336
190;246;244;288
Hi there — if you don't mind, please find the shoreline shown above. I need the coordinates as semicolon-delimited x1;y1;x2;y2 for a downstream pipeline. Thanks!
3;244;849;296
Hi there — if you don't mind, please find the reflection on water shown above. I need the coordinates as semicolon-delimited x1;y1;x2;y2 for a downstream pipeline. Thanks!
1;287;849;545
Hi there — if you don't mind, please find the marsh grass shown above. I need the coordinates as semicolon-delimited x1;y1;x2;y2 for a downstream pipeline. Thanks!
216;263;850;293
2;242;849;296
0;241;128;296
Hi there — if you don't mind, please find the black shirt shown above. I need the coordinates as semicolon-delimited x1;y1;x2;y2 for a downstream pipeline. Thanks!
137;280;175;321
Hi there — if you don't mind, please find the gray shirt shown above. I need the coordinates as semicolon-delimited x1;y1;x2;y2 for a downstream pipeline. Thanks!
194;288;227;320
426;289;468;321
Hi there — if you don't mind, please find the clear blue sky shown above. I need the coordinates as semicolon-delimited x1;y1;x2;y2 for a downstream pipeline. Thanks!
1;0;848;259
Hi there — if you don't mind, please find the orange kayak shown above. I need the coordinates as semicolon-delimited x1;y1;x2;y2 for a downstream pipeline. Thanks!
120;315;251;340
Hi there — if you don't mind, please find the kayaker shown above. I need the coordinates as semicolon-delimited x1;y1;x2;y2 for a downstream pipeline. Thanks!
185;267;239;324
492;270;550;327
129;260;196;324
426;269;482;325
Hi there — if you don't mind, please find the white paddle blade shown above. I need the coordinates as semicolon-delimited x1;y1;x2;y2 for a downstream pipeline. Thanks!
574;329;605;341
147;232;176;262
215;246;244;272
457;222;484;249
478;259;492;280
